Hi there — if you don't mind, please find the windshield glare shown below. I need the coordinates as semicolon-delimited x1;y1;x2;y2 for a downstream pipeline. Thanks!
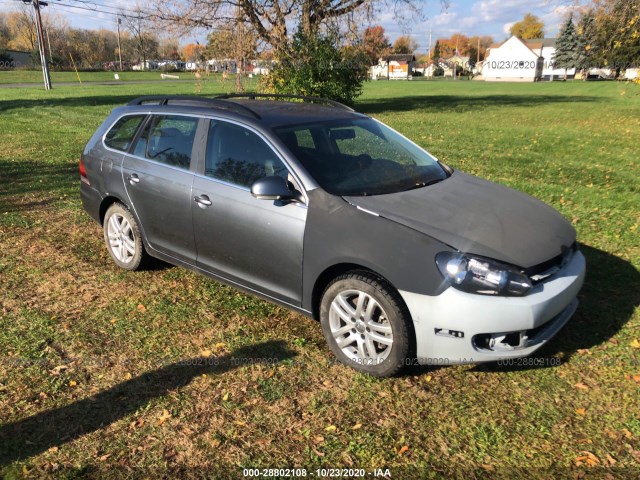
274;118;448;196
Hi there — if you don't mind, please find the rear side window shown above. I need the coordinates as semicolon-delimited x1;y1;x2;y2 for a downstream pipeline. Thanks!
104;115;145;151
133;115;199;170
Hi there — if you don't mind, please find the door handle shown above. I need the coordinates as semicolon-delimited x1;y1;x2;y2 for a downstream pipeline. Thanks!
128;174;140;185
194;195;212;207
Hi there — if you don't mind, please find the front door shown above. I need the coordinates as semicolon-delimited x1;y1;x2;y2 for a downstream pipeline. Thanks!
192;120;307;305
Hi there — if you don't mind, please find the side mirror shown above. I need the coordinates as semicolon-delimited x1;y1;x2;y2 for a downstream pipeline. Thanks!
251;176;295;201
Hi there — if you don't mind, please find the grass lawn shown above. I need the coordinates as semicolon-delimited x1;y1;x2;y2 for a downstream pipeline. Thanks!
0;79;639;478
0;70;234;84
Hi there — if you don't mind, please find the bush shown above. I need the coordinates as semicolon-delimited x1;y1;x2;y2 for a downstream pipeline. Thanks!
260;28;368;106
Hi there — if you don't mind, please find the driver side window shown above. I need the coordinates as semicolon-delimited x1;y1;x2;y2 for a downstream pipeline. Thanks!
205;121;290;189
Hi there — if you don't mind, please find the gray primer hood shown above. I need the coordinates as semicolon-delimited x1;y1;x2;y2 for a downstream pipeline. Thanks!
344;171;576;268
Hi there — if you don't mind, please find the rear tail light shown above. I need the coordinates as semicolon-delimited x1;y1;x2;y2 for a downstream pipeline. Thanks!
79;158;90;186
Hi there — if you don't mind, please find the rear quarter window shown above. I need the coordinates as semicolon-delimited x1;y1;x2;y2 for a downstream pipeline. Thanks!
104;115;145;152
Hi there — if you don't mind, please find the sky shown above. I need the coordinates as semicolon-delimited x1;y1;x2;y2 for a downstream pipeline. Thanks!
0;0;582;50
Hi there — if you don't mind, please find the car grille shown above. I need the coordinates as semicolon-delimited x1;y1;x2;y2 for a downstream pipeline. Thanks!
525;242;578;284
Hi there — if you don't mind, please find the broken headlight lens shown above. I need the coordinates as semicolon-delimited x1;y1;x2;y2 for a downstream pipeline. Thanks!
436;252;532;296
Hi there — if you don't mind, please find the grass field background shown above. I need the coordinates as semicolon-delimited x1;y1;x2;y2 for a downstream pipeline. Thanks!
0;79;639;478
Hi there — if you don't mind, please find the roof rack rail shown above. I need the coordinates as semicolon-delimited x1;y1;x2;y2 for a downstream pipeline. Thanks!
127;96;261;119
214;93;354;112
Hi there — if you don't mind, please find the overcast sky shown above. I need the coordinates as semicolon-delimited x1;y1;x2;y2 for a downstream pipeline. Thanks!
0;0;581;49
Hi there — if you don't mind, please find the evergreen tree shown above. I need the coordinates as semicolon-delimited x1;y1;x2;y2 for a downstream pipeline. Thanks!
554;15;579;80
576;11;597;80
433;40;441;62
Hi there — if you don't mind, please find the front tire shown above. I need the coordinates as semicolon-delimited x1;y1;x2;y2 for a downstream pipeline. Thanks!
103;203;146;271
320;272;412;377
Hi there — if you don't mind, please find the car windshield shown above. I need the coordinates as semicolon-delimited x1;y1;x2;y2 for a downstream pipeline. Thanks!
274;118;448;196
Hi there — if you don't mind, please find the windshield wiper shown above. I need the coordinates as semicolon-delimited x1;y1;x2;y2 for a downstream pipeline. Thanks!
403;177;445;192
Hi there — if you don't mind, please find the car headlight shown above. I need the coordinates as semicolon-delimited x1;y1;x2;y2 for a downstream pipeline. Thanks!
436;252;532;296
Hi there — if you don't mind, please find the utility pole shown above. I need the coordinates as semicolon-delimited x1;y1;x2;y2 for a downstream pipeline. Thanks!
117;16;123;71
29;0;51;89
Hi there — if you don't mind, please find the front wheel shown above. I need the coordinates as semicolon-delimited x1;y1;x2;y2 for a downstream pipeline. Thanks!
320;272;413;377
103;202;147;270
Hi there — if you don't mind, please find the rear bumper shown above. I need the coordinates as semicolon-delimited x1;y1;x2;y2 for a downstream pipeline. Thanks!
400;250;586;365
80;181;103;224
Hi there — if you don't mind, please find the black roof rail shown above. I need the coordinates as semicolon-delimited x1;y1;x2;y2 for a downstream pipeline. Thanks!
214;93;355;112
127;95;261;119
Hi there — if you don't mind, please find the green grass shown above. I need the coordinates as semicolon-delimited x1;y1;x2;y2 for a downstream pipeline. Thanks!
0;79;639;478
0;69;240;84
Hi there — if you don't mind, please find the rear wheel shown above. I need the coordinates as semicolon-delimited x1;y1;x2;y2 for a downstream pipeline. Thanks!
103;203;146;271
320;272;412;377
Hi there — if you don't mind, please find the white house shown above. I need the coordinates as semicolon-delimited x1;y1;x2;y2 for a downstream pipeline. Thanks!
523;38;576;80
369;54;416;80
483;36;544;82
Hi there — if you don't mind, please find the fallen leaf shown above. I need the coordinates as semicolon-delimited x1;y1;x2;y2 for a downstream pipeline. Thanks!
630;339;640;349
605;453;617;466
352;423;362;430
425;375;432;382
325;425;337;432
124;372;132;380
631;375;640;384
156;409;171;426
222;392;229;401
398;445;409;456
136;304;146;312
574;382;589;390
99;454;111;462
314;436;325;444
575;451;600;467
200;349;212;358
68;380;77;387
576;408;586;416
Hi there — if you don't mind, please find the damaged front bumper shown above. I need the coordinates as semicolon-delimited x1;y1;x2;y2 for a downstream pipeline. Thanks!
399;250;586;365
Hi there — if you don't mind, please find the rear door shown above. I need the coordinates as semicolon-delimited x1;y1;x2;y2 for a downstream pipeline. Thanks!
192;119;307;305
123;114;201;263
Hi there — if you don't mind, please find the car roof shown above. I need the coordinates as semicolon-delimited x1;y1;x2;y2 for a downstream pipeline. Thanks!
122;95;366;129
226;99;365;128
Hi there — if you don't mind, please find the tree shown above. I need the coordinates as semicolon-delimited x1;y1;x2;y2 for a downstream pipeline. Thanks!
432;40;441;61
360;26;390;65
510;13;544;39
205;15;258;91
6;6;38;52
182;43;204;62
393;35;418;54
261;28;368;106
156;0;421;59
0;14;10;50
122;6;159;68
576;10;598;78
591;0;640;74
554;15;579;80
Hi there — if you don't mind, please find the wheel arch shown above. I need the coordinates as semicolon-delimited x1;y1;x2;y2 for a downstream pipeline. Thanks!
99;195;127;225
311;263;412;324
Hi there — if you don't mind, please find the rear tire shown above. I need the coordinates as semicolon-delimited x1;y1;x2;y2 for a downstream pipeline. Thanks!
103;203;147;271
320;271;412;377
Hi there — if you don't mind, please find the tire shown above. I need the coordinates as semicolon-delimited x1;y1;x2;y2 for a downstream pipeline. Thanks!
319;271;413;377
103;202;147;271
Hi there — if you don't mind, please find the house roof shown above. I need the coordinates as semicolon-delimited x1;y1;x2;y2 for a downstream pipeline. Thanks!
385;54;416;62
524;38;557;48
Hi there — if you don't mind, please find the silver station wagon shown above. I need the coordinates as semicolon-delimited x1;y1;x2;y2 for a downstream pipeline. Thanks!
80;94;586;377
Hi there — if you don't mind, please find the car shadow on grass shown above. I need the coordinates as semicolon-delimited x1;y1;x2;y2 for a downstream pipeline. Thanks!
0;340;296;467
469;244;640;373
357;94;603;114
